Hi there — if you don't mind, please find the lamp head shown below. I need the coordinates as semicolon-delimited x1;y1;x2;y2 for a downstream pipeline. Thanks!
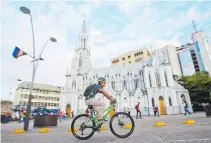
20;7;31;14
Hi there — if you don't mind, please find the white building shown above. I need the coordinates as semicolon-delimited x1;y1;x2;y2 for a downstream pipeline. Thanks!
191;30;211;76
60;19;192;116
14;81;61;109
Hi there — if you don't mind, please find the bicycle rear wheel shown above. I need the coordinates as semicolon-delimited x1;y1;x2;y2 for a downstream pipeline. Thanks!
109;112;135;138
71;114;95;140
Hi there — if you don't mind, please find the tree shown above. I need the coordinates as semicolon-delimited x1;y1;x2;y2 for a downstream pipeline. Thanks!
178;71;211;102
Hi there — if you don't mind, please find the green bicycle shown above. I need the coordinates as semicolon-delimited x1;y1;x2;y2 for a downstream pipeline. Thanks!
71;102;135;140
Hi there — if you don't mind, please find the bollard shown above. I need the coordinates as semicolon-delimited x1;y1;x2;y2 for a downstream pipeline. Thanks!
39;128;51;133
13;128;25;134
100;125;106;130
68;127;78;132
124;123;132;129
184;119;196;124
154;121;166;127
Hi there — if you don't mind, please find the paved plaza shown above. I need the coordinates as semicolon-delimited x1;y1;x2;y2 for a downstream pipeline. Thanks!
1;112;211;143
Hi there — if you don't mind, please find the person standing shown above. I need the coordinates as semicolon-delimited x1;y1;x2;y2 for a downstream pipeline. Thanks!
153;105;156;117
135;102;142;119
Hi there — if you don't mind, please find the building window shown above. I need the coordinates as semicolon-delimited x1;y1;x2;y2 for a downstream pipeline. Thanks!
72;81;76;90
128;55;131;58
79;59;82;67
122;57;125;60
155;72;161;87
169;97;172;106
164;71;168;86
134;76;139;90
129;61;131;64
149;74;152;87
84;39;86;48
111;80;115;91
152;97;155;107
123;77;127;90
112;59;119;64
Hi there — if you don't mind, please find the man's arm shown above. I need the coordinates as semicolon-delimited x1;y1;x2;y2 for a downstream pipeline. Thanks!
98;89;112;100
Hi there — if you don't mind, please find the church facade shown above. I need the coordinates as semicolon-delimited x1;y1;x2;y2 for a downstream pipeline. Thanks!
59;20;193;116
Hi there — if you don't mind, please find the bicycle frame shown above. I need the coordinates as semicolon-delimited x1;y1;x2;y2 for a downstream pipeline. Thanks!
87;103;115;125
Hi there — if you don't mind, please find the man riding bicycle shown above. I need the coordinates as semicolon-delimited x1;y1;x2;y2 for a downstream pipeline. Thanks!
85;77;116;123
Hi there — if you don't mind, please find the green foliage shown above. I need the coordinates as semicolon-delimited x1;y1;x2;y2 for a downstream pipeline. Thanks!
179;71;211;102
179;71;211;93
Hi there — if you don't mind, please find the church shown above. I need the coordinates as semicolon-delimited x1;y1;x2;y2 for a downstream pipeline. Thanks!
59;19;193;116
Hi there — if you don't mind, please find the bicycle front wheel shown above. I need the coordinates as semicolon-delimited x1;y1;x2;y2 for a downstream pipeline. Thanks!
71;114;95;140
109;112;135;138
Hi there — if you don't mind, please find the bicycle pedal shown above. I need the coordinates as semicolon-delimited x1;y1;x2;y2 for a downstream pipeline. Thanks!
94;127;100;132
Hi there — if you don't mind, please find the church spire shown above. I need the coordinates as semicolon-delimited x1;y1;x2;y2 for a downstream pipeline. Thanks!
81;15;87;33
192;20;197;32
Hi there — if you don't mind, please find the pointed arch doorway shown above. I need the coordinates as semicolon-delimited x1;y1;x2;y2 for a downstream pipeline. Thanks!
159;96;166;115
66;103;71;118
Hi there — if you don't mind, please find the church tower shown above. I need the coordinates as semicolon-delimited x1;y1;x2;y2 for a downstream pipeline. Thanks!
68;17;92;92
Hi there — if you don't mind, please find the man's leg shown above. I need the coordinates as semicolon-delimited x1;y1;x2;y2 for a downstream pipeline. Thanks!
184;107;187;115
86;99;105;120
139;111;142;118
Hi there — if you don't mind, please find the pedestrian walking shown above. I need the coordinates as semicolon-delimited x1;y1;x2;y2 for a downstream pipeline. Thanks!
135;102;142;119
183;100;191;115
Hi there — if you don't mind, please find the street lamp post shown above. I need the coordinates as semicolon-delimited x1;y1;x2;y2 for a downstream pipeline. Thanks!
20;6;35;131
20;6;57;131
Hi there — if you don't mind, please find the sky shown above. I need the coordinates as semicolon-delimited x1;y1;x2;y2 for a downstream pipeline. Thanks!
1;0;211;101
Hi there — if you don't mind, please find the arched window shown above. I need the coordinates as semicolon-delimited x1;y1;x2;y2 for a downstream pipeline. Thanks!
169;97;172;106
72;80;76;90
155;72;161;87
149;73;152;87
123;76;127;90
111;78;115;91
84;39;86;48
79;59;82;67
164;71;168;86
134;75;139;90
152;97;155;107
181;94;186;102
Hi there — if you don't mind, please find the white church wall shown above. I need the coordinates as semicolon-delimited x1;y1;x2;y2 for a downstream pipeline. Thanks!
120;90;130;111
60;19;193;117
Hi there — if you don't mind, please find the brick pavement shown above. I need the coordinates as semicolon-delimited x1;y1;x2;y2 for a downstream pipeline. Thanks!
1;112;211;143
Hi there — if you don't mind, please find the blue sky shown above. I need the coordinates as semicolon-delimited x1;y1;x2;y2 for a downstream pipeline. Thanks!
1;1;211;101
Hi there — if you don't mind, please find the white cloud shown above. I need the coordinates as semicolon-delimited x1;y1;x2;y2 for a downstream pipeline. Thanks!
116;0;151;17
187;7;211;21
154;35;181;49
1;2;97;100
